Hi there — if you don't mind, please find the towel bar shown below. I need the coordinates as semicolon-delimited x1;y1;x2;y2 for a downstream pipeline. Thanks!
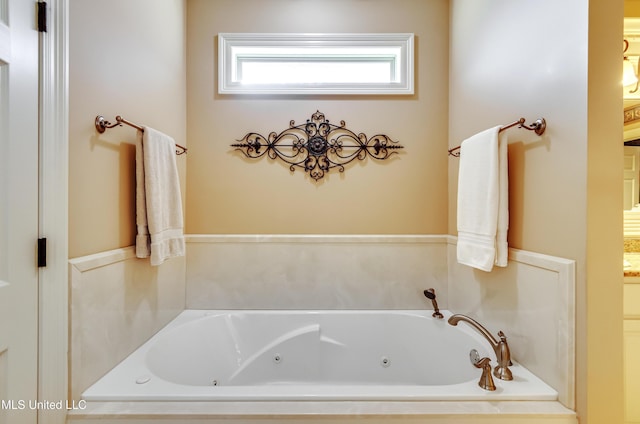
448;117;546;157
95;115;187;155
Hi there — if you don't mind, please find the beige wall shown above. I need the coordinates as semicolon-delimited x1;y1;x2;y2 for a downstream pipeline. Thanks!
69;0;187;258
449;1;623;423
185;0;449;235
448;3;589;257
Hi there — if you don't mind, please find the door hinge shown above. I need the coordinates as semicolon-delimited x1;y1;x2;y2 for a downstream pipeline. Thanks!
37;238;47;267
37;2;47;33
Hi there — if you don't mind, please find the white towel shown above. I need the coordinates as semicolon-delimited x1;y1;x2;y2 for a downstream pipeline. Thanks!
456;126;509;272
135;127;185;266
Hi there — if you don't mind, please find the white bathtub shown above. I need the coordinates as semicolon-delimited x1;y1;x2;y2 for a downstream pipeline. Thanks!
82;309;557;402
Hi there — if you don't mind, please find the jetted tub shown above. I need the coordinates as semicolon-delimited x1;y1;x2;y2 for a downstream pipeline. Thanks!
82;310;557;401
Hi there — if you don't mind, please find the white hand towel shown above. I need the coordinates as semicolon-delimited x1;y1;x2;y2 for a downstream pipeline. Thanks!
135;127;185;266
456;126;509;272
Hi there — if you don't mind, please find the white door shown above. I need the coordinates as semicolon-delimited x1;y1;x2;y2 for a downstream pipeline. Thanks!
0;0;40;423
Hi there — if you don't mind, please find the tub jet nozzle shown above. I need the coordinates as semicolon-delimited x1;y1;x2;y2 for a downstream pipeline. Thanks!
423;288;443;319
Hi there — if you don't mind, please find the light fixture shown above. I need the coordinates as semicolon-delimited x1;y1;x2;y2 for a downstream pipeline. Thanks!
624;39;640;94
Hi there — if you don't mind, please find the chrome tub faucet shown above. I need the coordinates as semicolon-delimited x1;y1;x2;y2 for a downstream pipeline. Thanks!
447;314;513;381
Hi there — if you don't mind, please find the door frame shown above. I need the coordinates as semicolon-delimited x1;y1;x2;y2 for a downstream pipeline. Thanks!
38;0;68;422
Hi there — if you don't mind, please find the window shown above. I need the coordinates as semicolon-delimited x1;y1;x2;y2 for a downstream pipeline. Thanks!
218;33;414;95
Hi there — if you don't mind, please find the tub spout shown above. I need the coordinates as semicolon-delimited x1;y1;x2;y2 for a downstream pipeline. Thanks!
423;289;443;319
447;314;513;381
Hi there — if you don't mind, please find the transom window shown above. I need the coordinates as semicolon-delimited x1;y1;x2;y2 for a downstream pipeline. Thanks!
218;33;414;95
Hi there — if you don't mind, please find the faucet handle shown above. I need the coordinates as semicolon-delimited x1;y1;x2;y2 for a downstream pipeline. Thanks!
469;349;496;391
492;331;513;380
497;331;513;366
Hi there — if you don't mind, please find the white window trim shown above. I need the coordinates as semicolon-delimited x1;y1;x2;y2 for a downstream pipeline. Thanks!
218;33;414;95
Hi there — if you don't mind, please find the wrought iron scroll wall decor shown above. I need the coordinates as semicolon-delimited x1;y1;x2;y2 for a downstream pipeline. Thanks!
231;111;403;181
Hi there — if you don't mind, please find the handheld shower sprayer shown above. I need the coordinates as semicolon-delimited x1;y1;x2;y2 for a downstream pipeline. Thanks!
423;288;443;319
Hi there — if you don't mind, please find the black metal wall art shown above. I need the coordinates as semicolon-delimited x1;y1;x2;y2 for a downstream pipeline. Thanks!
232;111;404;181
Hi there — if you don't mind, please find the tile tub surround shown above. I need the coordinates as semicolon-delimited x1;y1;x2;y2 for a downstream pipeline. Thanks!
447;240;575;409
69;248;186;401
185;234;574;408
185;234;449;310
68;234;575;420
